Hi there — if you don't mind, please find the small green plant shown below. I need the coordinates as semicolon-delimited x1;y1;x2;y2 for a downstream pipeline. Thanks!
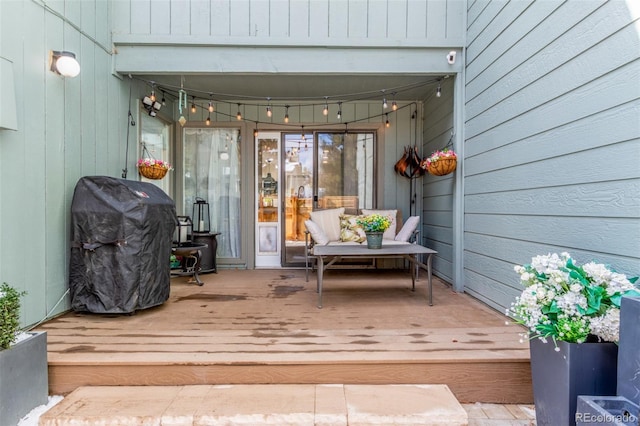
356;214;392;233
0;282;26;350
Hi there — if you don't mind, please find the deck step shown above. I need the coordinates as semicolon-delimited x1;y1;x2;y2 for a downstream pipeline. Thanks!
39;384;469;425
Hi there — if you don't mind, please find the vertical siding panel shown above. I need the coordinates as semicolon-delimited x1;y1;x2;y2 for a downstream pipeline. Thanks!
406;0;427;38
230;0;250;36
270;0;290;38
95;53;110;175
328;0;348;37
170;0;190;35
80;0;97;40
290;0;310;38
20;2;47;323
64;0;83;28
81;39;97;177
425;0;447;40
130;0;151;34
111;0;132;35
96;0;110;47
211;0;231;36
44;8;69;319
150;0;171;35
191;0;211;35
367;0;387;39
309;0;329;38
446;0;465;40
250;0;270;38
348;0;367;38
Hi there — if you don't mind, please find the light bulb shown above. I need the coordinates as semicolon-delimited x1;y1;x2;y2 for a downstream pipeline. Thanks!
236;111;242;120
284;114;289;123
208;101;214;113
191;104;196;113
323;104;329;116
178;116;187;126
150;90;156;102
266;106;272;117
383;98;388;109
392;101;398;111
254;129;258;137
161;93;166;106
206;116;211;126
385;114;390;128
436;85;442;98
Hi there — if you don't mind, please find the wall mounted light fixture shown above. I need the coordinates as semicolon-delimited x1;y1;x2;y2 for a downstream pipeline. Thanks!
49;51;80;77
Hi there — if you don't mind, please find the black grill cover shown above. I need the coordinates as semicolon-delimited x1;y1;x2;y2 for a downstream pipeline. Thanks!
69;176;178;314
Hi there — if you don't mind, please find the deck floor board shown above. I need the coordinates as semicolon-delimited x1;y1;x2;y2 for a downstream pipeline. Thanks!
36;269;532;403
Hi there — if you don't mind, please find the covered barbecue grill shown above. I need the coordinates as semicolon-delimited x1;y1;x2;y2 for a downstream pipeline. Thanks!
69;176;178;314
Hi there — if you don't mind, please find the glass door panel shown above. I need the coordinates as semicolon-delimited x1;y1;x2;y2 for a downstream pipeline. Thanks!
317;132;374;211
255;133;281;267
183;128;241;259
283;132;313;265
282;131;375;266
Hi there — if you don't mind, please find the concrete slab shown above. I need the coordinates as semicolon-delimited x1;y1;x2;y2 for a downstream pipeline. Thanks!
39;384;469;425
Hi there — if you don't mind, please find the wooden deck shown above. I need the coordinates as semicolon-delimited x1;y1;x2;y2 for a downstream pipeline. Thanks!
36;269;532;404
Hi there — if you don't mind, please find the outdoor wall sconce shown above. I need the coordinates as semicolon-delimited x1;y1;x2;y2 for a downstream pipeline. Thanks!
142;96;162;117
49;51;80;77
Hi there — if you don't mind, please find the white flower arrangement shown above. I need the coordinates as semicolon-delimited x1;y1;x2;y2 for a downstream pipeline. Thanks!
507;252;639;348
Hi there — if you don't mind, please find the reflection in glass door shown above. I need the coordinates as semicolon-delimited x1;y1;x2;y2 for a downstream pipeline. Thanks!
283;132;314;265
282;131;375;266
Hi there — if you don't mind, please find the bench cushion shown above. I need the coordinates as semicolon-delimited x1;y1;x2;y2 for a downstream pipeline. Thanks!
395;216;420;242
310;207;345;242
361;209;398;240
304;219;329;245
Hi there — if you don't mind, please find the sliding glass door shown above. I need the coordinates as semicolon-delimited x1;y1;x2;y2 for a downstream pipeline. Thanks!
282;131;375;266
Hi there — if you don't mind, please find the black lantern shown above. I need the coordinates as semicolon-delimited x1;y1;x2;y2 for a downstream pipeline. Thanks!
192;197;210;234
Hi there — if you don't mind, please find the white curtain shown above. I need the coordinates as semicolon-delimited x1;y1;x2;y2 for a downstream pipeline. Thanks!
183;128;241;258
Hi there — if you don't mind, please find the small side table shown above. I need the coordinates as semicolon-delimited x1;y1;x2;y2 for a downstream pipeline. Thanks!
192;232;220;273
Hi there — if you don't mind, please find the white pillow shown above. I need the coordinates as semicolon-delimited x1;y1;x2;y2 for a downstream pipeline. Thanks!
361;209;397;240
305;220;329;245
395;216;420;242
310;207;345;242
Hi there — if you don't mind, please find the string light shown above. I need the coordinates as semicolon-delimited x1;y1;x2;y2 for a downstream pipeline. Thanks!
385;113;390;128
206;115;211;126
161;91;166;106
301;125;305;141
254;122;258;137
150;83;156;102
141;76;442;127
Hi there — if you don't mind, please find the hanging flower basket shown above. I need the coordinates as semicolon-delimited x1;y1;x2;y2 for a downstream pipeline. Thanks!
137;158;172;180
421;149;457;176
